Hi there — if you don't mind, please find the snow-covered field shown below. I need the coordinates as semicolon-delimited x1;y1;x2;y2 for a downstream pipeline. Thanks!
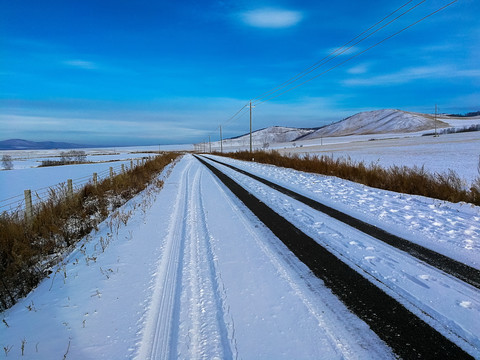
280;130;480;186
0;145;190;211
1;154;479;359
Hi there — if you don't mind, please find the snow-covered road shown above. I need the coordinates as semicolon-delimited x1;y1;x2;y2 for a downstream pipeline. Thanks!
1;154;479;359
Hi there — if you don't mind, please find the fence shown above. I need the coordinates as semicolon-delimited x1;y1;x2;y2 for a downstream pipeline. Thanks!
0;158;148;217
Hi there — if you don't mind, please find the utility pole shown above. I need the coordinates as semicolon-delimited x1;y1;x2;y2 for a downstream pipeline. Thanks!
434;104;438;137
209;135;211;153
220;126;223;153
249;100;253;153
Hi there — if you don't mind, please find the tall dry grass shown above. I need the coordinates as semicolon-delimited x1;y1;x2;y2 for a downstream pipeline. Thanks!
217;150;480;206
0;153;180;311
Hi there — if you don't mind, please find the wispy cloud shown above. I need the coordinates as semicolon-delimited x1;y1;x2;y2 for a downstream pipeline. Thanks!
240;8;303;29
63;60;98;70
325;46;360;57
347;63;370;75
343;65;480;87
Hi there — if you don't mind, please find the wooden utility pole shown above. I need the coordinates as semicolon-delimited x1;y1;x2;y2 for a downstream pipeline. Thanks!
24;189;32;222
220;126;223;153
209;135;211;153
67;179;73;198
249;100;253;153
434;104;438;137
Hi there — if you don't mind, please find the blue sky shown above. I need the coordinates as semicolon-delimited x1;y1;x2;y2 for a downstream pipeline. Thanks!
1;0;479;146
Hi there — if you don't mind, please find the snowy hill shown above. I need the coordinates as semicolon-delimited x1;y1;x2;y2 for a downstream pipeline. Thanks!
300;109;450;140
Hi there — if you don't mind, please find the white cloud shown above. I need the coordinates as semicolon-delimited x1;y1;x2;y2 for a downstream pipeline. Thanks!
63;60;98;70
347;63;370;75
343;65;480;87
240;8;303;29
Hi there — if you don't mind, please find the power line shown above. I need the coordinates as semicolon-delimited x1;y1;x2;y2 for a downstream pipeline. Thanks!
254;0;458;105
251;0;419;104
224;103;249;127
217;0;427;133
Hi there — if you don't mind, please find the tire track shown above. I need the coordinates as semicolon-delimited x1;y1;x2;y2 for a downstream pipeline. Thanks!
177;165;234;359
135;160;191;360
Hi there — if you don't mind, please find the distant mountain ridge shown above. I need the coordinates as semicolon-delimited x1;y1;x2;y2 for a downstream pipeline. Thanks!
0;139;91;150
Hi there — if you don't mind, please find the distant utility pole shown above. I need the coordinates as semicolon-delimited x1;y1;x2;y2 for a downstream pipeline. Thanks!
209;135;211;153
220;126;223;153
249;100;253;153
434;104;438;137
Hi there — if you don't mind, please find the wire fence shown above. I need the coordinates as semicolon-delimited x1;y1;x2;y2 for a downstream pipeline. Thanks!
0;161;142;214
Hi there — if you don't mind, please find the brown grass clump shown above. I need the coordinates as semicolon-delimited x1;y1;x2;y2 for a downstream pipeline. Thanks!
217;150;480;206
0;153;180;311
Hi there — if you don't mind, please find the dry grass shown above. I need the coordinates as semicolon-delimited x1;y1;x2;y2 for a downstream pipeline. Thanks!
0;153;180;311
217;150;480;206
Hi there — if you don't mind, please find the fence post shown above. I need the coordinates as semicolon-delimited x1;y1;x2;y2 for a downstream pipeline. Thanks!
93;172;98;186
130;160;133;169
136;159;140;167
110;167;113;178
121;164;125;173
67;179;73;198
24;190;33;222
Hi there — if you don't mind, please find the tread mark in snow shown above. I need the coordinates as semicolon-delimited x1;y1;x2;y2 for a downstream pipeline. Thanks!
178;165;234;359
135;161;191;360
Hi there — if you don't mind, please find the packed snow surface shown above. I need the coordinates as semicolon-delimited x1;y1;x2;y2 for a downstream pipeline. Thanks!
1;154;479;358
